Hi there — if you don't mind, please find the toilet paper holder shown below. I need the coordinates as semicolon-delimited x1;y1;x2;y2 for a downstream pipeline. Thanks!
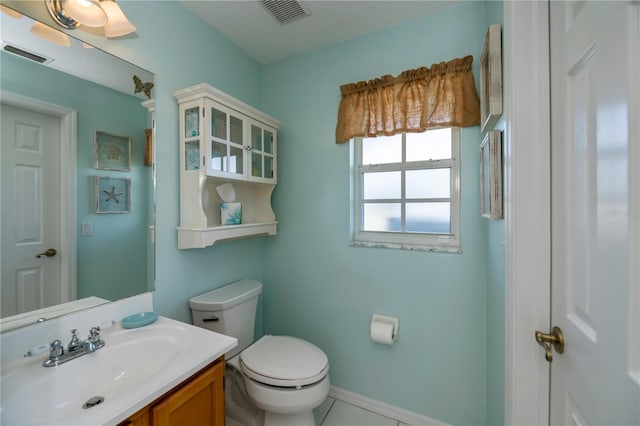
370;314;399;343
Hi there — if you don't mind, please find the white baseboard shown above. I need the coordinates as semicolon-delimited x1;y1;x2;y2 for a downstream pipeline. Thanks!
328;386;449;426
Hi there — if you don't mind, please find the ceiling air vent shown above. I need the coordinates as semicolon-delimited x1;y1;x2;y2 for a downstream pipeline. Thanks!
3;43;52;64
259;0;311;25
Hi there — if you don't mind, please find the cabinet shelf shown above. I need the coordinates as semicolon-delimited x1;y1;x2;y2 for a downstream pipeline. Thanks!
178;222;278;249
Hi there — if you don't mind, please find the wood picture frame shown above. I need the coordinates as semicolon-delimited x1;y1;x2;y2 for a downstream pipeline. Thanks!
144;128;153;166
480;130;503;220
94;130;131;171
480;24;503;133
95;176;131;214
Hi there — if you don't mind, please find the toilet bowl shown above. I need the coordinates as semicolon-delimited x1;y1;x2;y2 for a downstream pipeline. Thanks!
190;280;330;426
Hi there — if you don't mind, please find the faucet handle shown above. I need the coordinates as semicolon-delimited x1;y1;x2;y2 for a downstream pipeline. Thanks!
49;339;64;358
85;326;105;351
68;329;82;352
88;326;101;341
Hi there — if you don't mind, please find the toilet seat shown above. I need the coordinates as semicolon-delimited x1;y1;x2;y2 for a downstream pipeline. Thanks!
239;335;329;388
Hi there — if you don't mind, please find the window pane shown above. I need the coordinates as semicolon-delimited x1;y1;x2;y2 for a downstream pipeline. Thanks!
264;130;273;154
211;141;226;171
211;108;226;139
228;146;243;174
406;169;450;199
363;171;400;199
265;156;274;179
406;202;451;233
185;107;199;138
362;134;401;165
363;203;401;232
251;125;262;150
230;115;243;144
251;152;262;177
185;141;200;170
406;128;452;161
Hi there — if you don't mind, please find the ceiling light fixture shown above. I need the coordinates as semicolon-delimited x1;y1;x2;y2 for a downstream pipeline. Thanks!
63;0;106;27
99;0;136;37
45;0;136;37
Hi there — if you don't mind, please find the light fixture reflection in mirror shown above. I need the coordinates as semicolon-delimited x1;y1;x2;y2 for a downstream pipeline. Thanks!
45;0;135;37
30;21;71;46
0;7;155;333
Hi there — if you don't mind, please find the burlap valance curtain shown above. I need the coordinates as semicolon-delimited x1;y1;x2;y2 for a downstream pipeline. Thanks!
335;55;480;143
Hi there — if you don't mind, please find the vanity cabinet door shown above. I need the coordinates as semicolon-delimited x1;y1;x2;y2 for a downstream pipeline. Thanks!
152;359;225;426
118;408;150;426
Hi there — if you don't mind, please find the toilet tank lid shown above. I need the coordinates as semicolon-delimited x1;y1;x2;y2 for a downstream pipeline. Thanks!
189;280;262;311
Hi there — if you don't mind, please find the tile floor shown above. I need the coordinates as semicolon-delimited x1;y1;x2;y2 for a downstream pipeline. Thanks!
315;397;408;426
227;396;408;426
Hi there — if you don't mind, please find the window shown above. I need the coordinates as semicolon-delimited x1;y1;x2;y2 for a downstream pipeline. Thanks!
352;128;461;252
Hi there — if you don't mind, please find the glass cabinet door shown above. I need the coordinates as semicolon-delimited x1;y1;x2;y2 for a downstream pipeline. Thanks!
251;125;263;179
249;123;276;182
264;129;275;180
209;103;244;178
184;106;200;171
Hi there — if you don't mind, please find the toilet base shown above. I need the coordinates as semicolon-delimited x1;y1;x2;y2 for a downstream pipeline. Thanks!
261;410;316;426
225;359;326;426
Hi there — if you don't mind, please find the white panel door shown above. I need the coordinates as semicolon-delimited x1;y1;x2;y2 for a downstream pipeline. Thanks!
550;1;640;424
1;104;62;317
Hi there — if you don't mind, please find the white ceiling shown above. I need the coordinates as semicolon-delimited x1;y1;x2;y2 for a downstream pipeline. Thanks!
181;0;462;65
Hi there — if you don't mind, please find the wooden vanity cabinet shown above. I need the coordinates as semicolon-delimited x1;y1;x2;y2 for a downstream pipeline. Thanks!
117;357;224;426
119;408;150;426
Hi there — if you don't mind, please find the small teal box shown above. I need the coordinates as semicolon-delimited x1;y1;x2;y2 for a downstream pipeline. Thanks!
221;202;242;225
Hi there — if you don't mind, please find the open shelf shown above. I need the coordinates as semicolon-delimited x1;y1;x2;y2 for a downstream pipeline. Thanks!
177;222;277;249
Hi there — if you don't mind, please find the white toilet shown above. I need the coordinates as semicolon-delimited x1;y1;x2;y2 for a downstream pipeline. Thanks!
190;280;330;426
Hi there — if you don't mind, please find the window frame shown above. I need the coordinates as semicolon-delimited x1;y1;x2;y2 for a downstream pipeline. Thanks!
351;127;461;252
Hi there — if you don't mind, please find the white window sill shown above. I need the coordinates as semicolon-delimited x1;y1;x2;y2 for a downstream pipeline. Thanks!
350;240;462;254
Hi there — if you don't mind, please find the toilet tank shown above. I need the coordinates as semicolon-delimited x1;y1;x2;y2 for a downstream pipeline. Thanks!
189;279;262;358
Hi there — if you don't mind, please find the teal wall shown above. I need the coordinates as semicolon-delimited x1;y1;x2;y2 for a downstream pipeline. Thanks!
260;2;490;424
74;2;268;332
1;52;149;301
484;2;506;425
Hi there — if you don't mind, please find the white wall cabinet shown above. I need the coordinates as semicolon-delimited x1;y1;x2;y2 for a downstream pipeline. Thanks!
174;84;281;249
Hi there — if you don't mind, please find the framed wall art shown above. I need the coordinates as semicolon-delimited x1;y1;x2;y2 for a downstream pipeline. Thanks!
480;130;503;220
480;24;503;133
95;176;131;214
144;128;153;167
94;131;131;171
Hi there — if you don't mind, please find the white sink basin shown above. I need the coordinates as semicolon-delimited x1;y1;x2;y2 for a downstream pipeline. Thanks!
0;317;236;426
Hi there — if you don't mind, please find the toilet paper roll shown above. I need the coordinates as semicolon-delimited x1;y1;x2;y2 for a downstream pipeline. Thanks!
370;321;395;345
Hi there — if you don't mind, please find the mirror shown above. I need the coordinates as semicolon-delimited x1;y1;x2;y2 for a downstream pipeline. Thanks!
0;6;155;332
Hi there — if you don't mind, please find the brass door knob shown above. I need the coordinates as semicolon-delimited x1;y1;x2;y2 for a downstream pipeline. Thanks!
535;326;564;362
36;248;57;258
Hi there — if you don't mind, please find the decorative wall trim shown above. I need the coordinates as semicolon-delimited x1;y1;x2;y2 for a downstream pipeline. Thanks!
328;386;449;426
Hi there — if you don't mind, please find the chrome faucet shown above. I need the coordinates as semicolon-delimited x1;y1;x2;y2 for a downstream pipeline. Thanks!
43;327;105;367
